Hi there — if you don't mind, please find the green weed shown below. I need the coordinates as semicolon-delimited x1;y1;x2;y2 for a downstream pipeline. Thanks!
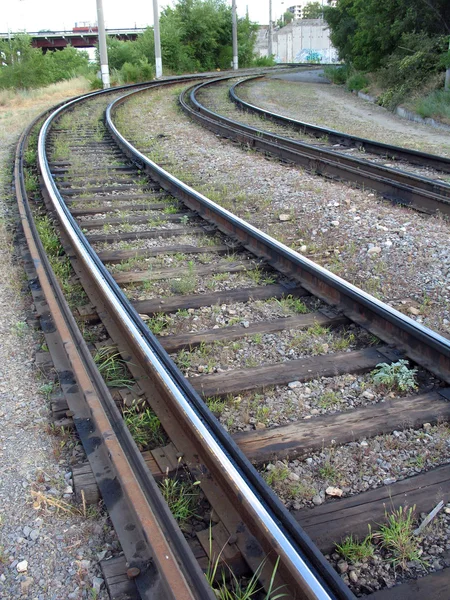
371;360;417;392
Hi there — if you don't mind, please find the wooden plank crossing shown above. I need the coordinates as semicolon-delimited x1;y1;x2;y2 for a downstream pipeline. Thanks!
193;346;391;398
295;463;450;553
133;284;309;316
233;390;450;462
160;312;349;353
98;243;234;263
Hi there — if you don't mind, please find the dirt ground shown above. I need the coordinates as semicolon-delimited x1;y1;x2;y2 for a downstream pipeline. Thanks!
248;70;450;154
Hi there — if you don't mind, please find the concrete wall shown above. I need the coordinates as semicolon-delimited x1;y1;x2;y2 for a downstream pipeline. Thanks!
255;19;338;64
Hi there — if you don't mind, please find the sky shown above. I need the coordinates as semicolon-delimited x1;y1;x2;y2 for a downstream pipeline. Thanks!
0;0;291;33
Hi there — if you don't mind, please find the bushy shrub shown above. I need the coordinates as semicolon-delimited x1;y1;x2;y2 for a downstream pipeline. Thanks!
252;55;277;67
346;72;369;92
0;35;91;89
323;64;350;84
414;88;450;124
375;33;445;108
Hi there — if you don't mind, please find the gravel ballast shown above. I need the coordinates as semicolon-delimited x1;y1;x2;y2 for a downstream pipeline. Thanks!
0;85;113;600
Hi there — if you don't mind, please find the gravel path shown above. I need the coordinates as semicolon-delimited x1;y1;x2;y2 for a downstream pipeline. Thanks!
244;74;450;154
0;82;113;600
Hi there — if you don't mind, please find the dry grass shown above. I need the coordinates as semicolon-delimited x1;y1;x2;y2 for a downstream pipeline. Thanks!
0;77;90;140
0;77;90;109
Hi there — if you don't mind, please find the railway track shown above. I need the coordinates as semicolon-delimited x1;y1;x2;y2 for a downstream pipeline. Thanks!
180;76;450;216
15;74;450;600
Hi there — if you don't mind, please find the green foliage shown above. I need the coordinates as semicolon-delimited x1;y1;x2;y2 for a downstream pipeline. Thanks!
371;360;417;392
323;64;350;84
336;532;374;562
123;405;165;449
303;2;324;19
206;548;286;600
414;89;450;123
0;35;91;89
93;1;259;75
252;55;277;67
324;0;450;72
375;33;446;108
346;72;369;91
93;346;134;388
375;506;422;569
159;477;199;527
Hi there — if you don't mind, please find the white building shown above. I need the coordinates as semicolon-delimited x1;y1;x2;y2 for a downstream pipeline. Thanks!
287;1;337;20
255;19;338;64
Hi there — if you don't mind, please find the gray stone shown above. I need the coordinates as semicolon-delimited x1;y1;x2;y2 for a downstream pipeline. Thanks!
349;570;358;583
29;529;39;542
92;577;104;593
337;561;349;574
23;526;32;538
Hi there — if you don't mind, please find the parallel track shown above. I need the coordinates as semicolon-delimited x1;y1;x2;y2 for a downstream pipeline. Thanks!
16;75;450;600
180;76;450;216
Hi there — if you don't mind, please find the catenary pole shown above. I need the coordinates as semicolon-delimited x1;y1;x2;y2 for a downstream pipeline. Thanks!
96;0;110;89
153;0;163;78
268;0;273;58
446;37;450;91
232;0;238;70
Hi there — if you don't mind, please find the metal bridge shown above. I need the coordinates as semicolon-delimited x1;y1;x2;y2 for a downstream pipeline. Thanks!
0;28;146;51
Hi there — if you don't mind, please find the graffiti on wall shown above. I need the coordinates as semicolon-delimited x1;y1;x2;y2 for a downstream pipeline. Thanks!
296;48;338;63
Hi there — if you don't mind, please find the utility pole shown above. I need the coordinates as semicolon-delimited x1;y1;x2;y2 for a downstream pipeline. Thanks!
232;0;238;70
446;37;450;91
268;0;273;58
96;0;110;89
153;0;162;78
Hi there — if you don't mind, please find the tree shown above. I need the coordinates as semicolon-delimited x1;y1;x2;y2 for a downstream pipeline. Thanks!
324;0;450;71
302;2;324;19
0;35;89;89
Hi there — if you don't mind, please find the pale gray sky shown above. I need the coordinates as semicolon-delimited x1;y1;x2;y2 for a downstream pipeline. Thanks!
0;1;290;33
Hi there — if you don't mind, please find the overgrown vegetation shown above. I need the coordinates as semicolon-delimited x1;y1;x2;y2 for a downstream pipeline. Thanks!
158;477;199;528
323;0;450;113
336;505;424;571
336;532;374;563
2;1;265;90
123;404;165;449
99;0;261;84
92;346;134;388
371;360;417;393
206;539;286;600
0;34;91;89
376;506;424;568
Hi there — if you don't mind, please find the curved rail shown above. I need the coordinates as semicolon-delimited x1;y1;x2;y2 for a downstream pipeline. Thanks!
35;81;353;599
230;75;450;174
21;81;220;600
182;77;450;216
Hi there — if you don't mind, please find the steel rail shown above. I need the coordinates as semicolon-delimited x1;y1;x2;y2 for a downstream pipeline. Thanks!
23;86;220;600
230;75;450;174
112;82;450;382
183;78;450;216
37;86;353;599
107;80;450;588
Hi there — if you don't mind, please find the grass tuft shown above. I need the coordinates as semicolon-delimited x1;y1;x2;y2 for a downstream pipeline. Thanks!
375;506;422;569
336;532;374;563
123;405;165;449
